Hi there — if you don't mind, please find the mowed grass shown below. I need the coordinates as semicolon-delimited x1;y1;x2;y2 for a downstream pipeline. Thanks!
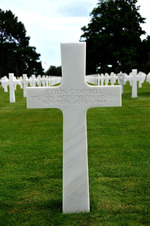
0;82;150;225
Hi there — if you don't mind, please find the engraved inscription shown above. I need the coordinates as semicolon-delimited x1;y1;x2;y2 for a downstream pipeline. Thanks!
29;88;117;106
72;193;80;199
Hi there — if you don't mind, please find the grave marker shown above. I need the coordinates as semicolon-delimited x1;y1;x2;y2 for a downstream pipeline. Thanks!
30;74;37;87
110;72;118;85
9;73;21;102
100;73;105;86
118;71;124;94
37;75;42;86
130;69;139;98
26;43;122;213
137;72;146;88
147;72;150;83
22;74;32;97
124;69;145;98
104;73;110;85
0;76;9;92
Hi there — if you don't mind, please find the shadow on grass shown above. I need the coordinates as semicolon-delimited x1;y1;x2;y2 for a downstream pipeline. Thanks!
138;92;150;97
36;198;62;213
0;199;63;225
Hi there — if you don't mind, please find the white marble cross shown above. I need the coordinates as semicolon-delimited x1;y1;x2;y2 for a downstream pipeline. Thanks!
8;73;21;102
37;75;42;86
100;73;105;86
147;72;150;83
125;69;142;98
137;72;146;88
0;76;9;92
26;43;122;213
104;73;110;85
130;69;139;98
30;74;38;87
118;71;124;94
110;72;118;85
22;74;32;97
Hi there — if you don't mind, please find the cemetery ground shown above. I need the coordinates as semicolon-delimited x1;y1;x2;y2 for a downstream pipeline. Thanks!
0;82;150;225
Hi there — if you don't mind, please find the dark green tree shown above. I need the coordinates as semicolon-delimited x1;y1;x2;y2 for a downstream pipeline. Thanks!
45;65;62;76
80;0;146;74
0;9;44;78
138;36;150;73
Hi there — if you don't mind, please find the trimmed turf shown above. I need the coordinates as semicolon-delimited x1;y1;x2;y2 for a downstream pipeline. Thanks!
0;82;150;225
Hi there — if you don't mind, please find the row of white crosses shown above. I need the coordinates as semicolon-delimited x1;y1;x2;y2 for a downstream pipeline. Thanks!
86;72;118;86
86;70;147;98
20;74;62;97
0;74;62;102
0;68;149;102
22;75;62;88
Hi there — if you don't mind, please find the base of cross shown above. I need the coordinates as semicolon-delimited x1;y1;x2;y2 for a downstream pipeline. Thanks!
27;42;122;213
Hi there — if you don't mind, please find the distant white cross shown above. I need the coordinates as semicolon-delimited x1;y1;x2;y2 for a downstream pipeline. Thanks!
26;43;122;213
0;76;9;92
125;69;145;98
130;69;139;98
118;71;124;94
22;74;31;97
147;72;150;83
8;73;21;102
30;74;38;87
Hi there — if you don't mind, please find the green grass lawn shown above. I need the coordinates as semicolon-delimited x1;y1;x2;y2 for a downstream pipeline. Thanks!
0;82;150;225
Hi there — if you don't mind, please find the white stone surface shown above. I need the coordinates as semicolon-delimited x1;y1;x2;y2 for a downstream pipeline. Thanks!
22;74;30;97
30;74;37;87
26;43;122;213
0;76;9;92
86;74;97;85
104;73;110;85
137;72;146;88
110;72;118;85
41;75;46;86
147;72;150;83
18;76;23;89
9;73;21;102
118;71;124;94
37;75;42;86
100;73;105;86
131;69;138;98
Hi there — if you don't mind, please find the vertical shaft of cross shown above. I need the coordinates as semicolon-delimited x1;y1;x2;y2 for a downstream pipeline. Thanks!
63;106;90;213
22;74;28;97
9;73;15;103
61;43;86;87
61;43;90;213
132;69;137;98
132;80;137;98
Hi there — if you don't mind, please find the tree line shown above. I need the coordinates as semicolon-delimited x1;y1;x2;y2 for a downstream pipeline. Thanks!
80;0;150;74
1;0;150;78
0;9;43;78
